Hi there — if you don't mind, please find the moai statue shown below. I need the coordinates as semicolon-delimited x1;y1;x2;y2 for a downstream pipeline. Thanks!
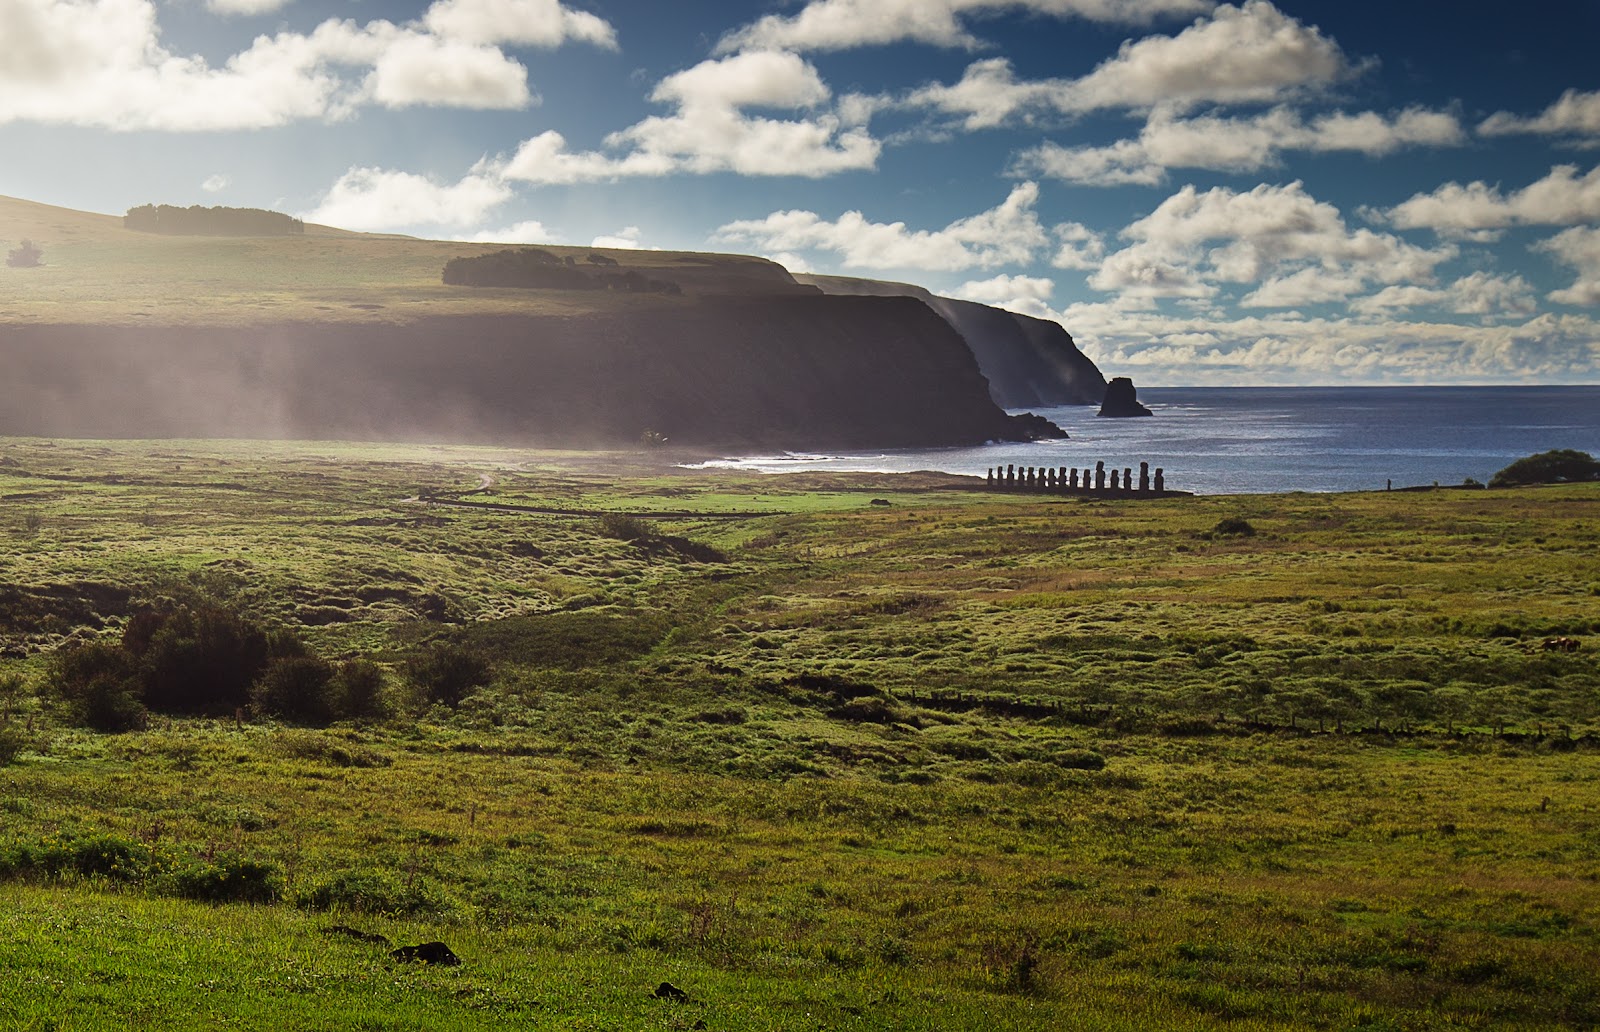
1057;467;1067;491
1045;468;1056;489
1123;467;1133;492
1023;466;1033;489
1110;469;1121;490
986;467;995;488
1139;461;1150;493
1154;467;1165;492
1095;461;1106;491
1006;464;1016;486
1069;468;1079;490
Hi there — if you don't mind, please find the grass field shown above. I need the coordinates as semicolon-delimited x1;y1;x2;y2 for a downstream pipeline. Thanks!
1;436;1598;1029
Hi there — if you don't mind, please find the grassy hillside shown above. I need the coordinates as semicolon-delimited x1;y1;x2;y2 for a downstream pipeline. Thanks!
1;438;1598;1028
0;194;804;326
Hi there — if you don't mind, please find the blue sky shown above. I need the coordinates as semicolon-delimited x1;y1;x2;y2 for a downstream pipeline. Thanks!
4;0;1600;385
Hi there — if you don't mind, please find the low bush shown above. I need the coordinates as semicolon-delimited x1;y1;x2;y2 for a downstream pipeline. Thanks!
406;642;492;707
166;855;283;904
296;870;453;916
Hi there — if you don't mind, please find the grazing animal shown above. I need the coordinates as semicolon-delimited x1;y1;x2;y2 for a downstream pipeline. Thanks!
389;941;461;966
1542;636;1580;653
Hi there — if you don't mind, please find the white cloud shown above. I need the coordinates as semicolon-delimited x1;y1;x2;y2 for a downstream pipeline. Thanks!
0;0;614;130
950;273;1058;318
1086;181;1454;304
1536;226;1600;306
1016;105;1462;185
908;2;1355;129
364;32;530;109
1479;89;1600;144
459;219;560;244
201;174;230;193
1051;223;1107;269
206;0;292;14
711;182;1050;272
1057;302;1600;385
302;164;513;232
591;226;658;250
717;0;1210;54
1348;273;1536;319
422;0;617;49
1384;164;1600;236
501;51;881;183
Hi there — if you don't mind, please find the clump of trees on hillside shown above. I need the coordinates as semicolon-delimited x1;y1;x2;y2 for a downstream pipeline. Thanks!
5;240;43;267
46;601;389;730
124;204;305;236
1489;449;1600;487
442;247;681;295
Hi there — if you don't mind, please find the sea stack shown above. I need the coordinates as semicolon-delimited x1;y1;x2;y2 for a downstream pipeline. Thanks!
1098;377;1153;418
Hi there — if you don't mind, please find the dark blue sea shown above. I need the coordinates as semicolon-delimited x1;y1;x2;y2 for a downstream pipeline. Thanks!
690;386;1600;494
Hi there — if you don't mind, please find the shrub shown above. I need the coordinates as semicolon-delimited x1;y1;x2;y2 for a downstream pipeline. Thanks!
252;655;336;725
46;642;147;732
406;642;491;707
1489;449;1600;487
166;855;283;904
126;604;282;714
5;239;43;268
1212;517;1256;537
330;659;390;721
0;724;27;765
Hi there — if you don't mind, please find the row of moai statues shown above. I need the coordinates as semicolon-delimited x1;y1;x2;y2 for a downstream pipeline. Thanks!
986;460;1165;494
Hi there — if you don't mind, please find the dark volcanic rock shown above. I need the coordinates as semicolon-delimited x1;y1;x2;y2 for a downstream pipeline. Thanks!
1097;377;1153;418
796;274;1106;407
0;296;1062;450
654;981;690;1002
390;941;461;966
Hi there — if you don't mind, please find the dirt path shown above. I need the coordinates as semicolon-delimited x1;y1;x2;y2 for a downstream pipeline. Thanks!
408;495;786;521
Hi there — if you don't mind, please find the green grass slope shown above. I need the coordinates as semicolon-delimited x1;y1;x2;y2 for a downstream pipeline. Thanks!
1;439;1598;1028
0;194;805;326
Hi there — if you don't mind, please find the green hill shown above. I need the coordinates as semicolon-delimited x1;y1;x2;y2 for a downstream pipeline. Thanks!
0;195;1057;449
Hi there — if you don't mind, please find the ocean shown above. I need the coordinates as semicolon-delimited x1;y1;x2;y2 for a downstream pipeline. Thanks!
688;386;1600;495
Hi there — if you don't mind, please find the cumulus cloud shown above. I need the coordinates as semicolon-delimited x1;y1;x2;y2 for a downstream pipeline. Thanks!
1016;105;1463;186
907;2;1354;129
1383;164;1600;236
363;32;531;109
717;0;1210;54
1479;89;1600;145
302;164;513;232
950;274;1058;317
1057;302;1600;385
1086;181;1454;304
591;226;658;250
0;0;613;130
1051;223;1107;269
458;219;560;243
1536;226;1600;306
422;0;617;48
201;174;230;193
206;0;292;14
1350;273;1537;318
711;182;1051;271
501;51;881;182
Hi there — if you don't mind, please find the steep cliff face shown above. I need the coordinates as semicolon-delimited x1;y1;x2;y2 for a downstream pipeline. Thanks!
0;295;1054;449
795;274;1106;407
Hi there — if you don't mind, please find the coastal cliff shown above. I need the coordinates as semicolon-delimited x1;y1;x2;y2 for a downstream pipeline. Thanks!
0;297;1055;449
795;274;1107;407
0;194;1064;449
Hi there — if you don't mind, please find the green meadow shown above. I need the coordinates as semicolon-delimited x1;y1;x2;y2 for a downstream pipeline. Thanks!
2;436;1598;1030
